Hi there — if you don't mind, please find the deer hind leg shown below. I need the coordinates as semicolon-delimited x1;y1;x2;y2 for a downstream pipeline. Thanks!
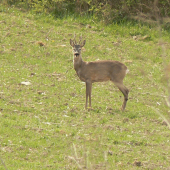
85;81;92;109
113;81;129;111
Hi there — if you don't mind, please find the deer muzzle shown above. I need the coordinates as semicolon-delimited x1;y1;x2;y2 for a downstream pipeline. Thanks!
74;53;79;57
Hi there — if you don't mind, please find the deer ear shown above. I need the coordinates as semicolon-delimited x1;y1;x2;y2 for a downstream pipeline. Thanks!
70;39;74;47
81;40;86;47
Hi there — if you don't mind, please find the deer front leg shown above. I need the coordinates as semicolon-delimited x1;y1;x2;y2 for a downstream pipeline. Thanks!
85;81;92;109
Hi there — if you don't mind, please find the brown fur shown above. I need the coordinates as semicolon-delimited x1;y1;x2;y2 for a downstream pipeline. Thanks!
70;38;129;111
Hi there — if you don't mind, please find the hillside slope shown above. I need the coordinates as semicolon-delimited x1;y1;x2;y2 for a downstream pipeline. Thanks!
0;6;170;169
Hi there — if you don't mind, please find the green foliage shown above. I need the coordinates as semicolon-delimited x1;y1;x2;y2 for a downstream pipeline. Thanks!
2;0;170;23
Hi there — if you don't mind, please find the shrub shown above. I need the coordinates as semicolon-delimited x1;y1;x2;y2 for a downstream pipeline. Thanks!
2;0;170;23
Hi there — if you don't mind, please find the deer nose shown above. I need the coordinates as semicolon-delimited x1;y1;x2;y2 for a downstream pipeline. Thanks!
74;53;79;57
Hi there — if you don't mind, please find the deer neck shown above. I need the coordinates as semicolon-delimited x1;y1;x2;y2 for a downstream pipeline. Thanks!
73;55;85;72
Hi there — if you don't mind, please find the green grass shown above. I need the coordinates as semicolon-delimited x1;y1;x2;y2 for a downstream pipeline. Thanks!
0;5;170;170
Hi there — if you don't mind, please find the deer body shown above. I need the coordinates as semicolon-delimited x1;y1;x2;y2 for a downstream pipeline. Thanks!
74;60;127;83
70;37;129;111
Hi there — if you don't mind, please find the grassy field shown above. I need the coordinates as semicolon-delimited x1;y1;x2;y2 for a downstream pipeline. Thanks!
0;5;170;170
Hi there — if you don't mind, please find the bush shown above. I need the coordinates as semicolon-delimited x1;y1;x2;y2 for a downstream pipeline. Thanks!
2;0;170;23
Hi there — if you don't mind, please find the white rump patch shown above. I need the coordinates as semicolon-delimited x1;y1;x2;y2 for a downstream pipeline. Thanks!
126;69;129;74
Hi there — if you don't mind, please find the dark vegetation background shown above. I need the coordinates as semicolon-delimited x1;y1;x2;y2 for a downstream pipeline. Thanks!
3;0;170;23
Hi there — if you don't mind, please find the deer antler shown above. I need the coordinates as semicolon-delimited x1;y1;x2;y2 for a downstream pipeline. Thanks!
74;33;77;45
79;35;82;45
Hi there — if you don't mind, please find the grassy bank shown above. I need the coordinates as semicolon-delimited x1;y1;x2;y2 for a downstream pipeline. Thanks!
0;5;170;169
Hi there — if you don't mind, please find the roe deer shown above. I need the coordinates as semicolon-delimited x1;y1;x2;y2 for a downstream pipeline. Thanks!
70;36;129;111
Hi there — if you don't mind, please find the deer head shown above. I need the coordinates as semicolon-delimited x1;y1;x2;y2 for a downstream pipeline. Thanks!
70;35;86;60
